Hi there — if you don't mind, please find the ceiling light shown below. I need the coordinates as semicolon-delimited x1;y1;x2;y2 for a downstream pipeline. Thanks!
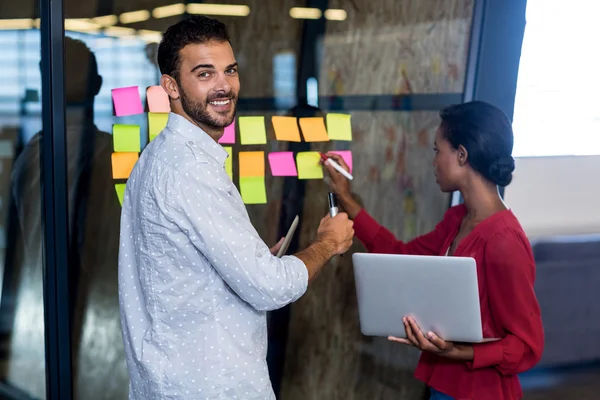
65;19;100;33
289;7;322;20
138;29;163;43
120;10;151;24
187;4;250;17
104;26;136;37
324;9;347;21
92;15;118;27
0;19;34;30
152;3;186;19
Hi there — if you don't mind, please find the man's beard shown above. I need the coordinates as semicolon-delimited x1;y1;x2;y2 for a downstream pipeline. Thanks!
179;86;237;129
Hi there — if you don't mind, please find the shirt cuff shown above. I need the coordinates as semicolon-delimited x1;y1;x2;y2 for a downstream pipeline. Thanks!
469;340;504;370
286;255;309;302
353;209;382;247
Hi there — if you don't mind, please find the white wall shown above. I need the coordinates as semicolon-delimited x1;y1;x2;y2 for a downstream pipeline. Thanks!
504;155;600;239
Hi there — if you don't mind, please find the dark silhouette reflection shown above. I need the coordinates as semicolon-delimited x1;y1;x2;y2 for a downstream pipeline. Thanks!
6;37;126;399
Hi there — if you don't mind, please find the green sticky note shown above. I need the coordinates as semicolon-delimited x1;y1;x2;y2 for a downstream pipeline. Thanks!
148;112;169;141
239;116;267;145
326;113;352;141
296;152;323;179
240;176;267;204
113;124;141;152
115;183;126;206
224;146;233;179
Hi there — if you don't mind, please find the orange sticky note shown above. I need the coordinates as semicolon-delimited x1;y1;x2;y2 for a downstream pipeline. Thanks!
111;152;139;179
299;117;329;142
239;151;265;177
146;86;171;113
272;116;301;142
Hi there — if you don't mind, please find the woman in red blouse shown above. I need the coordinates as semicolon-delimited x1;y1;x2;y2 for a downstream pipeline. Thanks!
322;101;544;400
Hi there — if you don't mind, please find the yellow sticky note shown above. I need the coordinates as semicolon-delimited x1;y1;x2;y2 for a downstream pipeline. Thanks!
240;176;267;204
148;112;169;141
326;114;352;141
115;183;126;205
239;151;265;177
224;146;233;179
296;152;323;179
272;116;301;142
111;152;139;179
113;124;141;152
299;117;329;142
239;116;267;145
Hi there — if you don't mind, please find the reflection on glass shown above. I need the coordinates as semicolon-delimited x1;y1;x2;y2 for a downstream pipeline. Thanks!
0;12;46;400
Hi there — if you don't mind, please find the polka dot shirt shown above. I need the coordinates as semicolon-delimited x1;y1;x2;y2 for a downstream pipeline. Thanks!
118;112;308;399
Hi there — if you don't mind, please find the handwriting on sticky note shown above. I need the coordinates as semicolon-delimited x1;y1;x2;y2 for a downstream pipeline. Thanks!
299;117;329;142
296;152;323;179
326;114;352;141
240;177;267;204
146;86;171;113
272;116;301;142
111;152;139;179
268;152;298;176
224;146;233;179
239;116;267;145
239;151;265;177
115;183;126;206
329;150;353;173
219;119;236;144
112;86;143;116
148;113;169;141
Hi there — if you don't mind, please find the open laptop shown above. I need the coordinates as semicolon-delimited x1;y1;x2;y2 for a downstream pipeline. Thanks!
353;253;497;343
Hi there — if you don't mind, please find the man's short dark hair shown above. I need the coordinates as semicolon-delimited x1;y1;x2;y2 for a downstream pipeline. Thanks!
158;16;231;82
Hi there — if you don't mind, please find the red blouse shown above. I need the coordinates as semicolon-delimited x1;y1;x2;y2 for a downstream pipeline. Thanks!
353;204;544;400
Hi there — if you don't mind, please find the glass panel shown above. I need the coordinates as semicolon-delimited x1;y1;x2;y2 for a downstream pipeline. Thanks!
0;5;46;400
320;0;474;95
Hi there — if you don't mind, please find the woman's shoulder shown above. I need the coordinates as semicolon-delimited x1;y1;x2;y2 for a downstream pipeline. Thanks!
478;210;531;250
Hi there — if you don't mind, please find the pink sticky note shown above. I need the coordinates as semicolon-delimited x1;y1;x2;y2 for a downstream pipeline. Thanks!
268;152;298;176
112;86;143;116
218;119;236;144
146;86;171;113
330;151;353;174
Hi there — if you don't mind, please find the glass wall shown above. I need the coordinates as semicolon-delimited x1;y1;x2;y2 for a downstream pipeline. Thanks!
0;4;46;399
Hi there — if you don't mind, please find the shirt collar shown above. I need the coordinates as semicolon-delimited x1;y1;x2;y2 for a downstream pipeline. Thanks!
166;112;229;166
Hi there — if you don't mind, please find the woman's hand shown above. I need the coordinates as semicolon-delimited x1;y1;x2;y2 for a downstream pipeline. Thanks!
321;153;361;218
388;317;474;361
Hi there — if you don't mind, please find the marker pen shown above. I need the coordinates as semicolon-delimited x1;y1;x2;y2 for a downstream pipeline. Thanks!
328;192;339;217
319;153;354;181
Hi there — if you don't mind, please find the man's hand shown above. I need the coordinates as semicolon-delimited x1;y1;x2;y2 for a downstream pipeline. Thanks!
388;316;474;361
270;237;285;256
316;213;354;255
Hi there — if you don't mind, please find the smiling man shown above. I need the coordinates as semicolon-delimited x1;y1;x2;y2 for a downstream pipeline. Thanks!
118;16;354;400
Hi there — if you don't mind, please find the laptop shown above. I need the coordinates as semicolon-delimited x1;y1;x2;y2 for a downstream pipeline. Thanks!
353;252;497;343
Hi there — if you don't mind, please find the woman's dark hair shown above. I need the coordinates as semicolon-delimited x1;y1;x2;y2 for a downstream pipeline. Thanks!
158;16;231;83
439;101;515;187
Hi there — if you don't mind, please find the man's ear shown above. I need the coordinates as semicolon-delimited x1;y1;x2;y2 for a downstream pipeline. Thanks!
160;74;180;100
457;145;468;166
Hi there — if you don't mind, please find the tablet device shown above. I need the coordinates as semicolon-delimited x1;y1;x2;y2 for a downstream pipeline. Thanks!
276;215;299;258
353;252;498;343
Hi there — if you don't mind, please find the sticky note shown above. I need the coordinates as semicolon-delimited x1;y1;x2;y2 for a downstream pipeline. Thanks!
268;152;298;176
146;85;171;112
224;146;233;179
113;124;141;152
219;119;236;144
115;184;126;205
240;177;267;204
111;152;139;179
272;116;301;142
148;113;169;141
239;151;265;177
330;150;353;173
326;114;352;141
239;116;267;145
299;117;329;142
296;152;323;179
112;86;143;116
